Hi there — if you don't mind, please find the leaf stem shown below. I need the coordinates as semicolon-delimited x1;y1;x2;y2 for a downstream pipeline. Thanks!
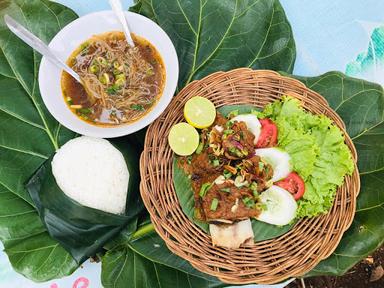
131;223;155;240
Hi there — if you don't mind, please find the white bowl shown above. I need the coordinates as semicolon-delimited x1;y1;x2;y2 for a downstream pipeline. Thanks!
39;11;178;138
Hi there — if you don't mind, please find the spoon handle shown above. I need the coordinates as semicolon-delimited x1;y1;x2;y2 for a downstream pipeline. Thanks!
109;0;135;47
4;15;81;82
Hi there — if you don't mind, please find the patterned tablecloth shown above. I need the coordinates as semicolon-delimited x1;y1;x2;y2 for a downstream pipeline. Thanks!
1;0;383;287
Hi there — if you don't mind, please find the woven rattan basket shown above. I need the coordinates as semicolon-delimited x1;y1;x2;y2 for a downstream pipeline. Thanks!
140;69;360;284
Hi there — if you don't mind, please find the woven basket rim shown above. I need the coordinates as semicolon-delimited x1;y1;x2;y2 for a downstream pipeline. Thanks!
140;68;360;284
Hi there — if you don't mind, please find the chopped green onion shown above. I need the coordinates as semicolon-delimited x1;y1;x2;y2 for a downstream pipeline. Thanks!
223;129;234;135
66;97;73;105
255;202;267;211
250;182;258;191
228;110;239;118
220;187;231;193
210;198;219;211
97;56;108;66
89;64;99;74
258;162;264;171
223;170;232;179
229;147;243;157
252;190;259;198
130;104;145;111
115;77;125;87
212;159;220;167
106;85;119;95
78;108;92;115
80;42;89;51
199;182;212;197
186;155;192;165
113;61;121;69
195;142;204;154
242;197;255;209
146;67;154;76
99;73;110;85
225;120;234;128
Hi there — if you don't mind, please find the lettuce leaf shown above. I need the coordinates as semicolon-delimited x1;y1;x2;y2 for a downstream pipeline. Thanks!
260;97;354;218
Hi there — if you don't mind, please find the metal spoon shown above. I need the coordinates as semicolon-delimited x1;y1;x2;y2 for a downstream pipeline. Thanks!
4;15;81;82
4;14;97;104
109;0;135;46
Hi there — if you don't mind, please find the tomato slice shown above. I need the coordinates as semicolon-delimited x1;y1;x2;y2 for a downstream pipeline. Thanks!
256;118;278;148
275;172;305;200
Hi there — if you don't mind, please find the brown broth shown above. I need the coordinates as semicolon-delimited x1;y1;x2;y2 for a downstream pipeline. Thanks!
61;32;165;126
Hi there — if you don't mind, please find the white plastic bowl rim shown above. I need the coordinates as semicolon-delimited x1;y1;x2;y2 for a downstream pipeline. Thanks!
39;10;179;138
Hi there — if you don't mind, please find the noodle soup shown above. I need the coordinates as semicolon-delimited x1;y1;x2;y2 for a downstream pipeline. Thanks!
62;31;165;126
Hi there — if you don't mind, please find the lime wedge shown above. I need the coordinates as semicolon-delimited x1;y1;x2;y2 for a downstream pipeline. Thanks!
184;96;216;128
168;123;199;156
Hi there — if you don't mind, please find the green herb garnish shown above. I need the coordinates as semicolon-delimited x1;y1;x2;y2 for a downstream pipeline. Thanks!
223;170;232;179
229;147;243;157
210;198;219;211
250;182;258;191
255;202;267;211
228;110;239;118
212;159;220;167
199;182;212;197
242;197;255;209
249;182;258;197
186;155;192;165
106;84;121;95
225;120;234;128
223;129;234;135
258;162;264;171
220;187;231;193
66;97;73;105
130;104;145;111
195;142;204;154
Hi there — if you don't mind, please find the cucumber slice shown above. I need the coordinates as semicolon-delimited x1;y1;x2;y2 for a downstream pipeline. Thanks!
256;185;297;225
255;147;292;182
232;114;261;143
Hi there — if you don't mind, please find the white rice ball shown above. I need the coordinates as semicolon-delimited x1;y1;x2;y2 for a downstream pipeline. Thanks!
51;136;129;214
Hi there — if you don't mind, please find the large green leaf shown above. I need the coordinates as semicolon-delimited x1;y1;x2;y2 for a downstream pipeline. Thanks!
0;0;79;282
101;245;223;288
129;229;221;281
290;72;384;276
131;0;296;88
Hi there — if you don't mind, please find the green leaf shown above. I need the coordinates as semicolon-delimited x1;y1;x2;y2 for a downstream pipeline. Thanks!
101;245;224;288
0;0;79;281
129;230;220;282
290;72;384;276
25;138;143;264
173;105;295;241
131;0;296;88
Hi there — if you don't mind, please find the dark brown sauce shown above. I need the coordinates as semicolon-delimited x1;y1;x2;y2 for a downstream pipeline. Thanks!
61;32;165;126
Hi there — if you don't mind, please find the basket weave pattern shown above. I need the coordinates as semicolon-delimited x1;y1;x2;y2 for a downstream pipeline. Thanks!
140;69;360;284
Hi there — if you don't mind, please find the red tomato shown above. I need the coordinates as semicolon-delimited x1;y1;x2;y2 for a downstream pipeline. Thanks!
275;172;305;200
256;118;278;148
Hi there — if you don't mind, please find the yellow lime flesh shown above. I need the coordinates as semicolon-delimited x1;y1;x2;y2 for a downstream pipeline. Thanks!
184;96;216;129
168;122;199;156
